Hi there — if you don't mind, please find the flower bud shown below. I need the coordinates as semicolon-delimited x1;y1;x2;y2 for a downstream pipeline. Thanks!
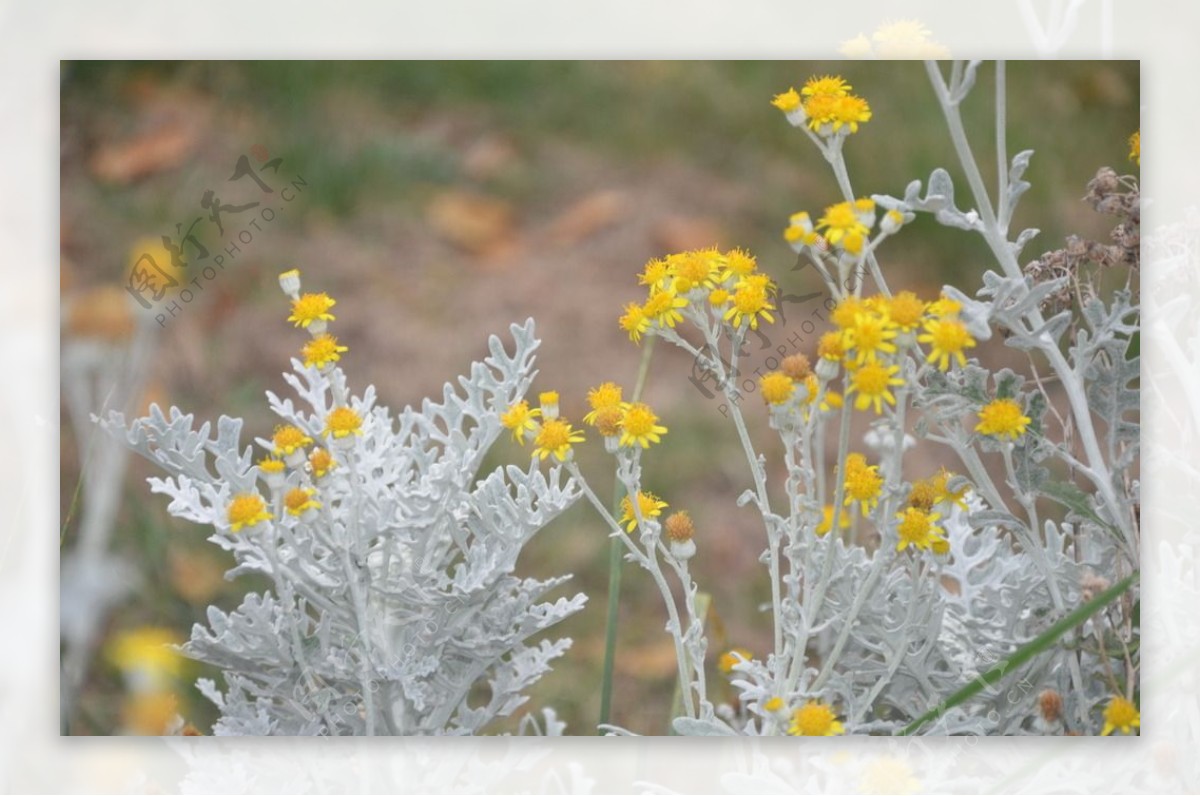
278;269;302;299
781;353;811;381
664;510;695;543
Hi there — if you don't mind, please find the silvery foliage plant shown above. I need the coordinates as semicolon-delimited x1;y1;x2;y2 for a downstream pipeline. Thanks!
101;279;586;735
601;61;1138;736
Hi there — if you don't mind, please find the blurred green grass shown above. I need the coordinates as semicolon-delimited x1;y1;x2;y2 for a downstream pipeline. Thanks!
60;60;1138;736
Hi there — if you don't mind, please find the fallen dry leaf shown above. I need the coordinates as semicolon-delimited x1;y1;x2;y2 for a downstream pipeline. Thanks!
89;121;197;184
462;135;520;181
65;285;136;342
614;639;680;678
426;190;518;256
651;215;725;254
545;189;629;246
138;380;169;418
169;548;228;605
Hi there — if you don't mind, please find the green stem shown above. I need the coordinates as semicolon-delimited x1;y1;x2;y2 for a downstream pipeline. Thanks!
898;573;1137;735
597;337;656;732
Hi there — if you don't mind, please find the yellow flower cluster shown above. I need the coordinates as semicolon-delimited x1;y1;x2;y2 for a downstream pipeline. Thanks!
502;382;672;462
772;74;872;136
501;391;586;462
619;247;777;343
757;363;839;418
229;269;359;534
785;198;911;257
907;467;969;512
813;292;978;415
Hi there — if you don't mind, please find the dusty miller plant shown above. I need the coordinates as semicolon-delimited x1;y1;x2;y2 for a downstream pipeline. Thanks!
102;272;585;736
570;61;1138;737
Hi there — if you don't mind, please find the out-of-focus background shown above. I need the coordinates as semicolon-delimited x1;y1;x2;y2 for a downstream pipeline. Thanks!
59;60;1138;736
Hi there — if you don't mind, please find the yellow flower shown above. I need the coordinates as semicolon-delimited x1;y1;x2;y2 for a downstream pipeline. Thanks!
583;382;625;425
107;627;184;680
284;486;321;516
500;400;541;444
724;284;776;330
830;94;872;133
929;467;968;509
847;361;904;414
843;453;882;513
619;490;668;532
301;334;348;369
820;390;844;412
272;424;313;457
619;302;651;344
816;504;850;537
927;293;962;318
793;373;819;406
784;212;822;249
643;288;689;329
227;492;272;531
771;87;801;112
907;478;937;511
287;292;336;328
799;76;870;136
802;75;853;98
1101;695;1140;735
718;647;752;674
918;317;976;370
818;330;847;362
975;398;1031;440
533;418;584;461
1128;131;1140;166
887;291;927;331
324;406;364;439
788;700;845;736
720;248;758;282
763;696;785;714
309;448;336;478
593;406;625;438
738;272;778;296
831;296;867;329
844;311;898;365
760;371;795;405
803;93;839;132
817;201;871;248
639;258;672;290
709;288;730;307
619;402;668;448
784;225;811;247
671;249;720;293
895;507;946;552
257;457;286;475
